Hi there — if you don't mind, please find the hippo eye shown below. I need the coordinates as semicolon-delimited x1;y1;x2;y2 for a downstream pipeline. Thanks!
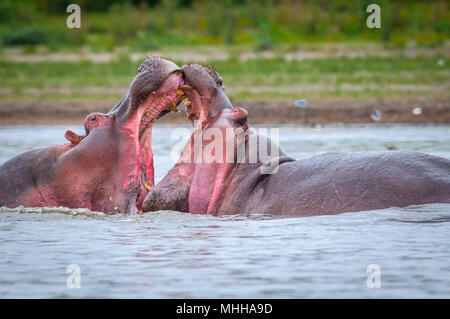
90;115;97;122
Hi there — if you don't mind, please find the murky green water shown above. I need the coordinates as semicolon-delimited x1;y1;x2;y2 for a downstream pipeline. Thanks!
1;124;449;298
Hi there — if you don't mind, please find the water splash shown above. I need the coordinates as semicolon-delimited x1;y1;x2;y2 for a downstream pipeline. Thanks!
0;205;106;218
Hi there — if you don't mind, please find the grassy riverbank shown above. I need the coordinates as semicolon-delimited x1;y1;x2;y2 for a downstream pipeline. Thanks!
0;50;448;101
0;1;448;124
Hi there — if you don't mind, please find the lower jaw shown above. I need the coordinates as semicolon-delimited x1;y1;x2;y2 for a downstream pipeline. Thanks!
136;123;154;211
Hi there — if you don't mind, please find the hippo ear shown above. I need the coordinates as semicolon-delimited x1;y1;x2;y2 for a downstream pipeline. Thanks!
65;130;84;145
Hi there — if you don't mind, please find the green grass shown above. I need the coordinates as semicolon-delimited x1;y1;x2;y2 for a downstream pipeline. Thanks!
0;55;448;100
1;1;449;51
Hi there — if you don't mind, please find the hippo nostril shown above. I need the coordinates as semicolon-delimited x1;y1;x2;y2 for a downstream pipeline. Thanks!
230;107;248;126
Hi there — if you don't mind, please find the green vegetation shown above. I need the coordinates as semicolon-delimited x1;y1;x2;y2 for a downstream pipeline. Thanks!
1;55;447;100
0;0;448;51
0;1;448;102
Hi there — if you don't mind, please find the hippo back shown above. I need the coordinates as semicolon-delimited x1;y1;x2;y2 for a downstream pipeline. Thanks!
0;148;50;207
242;151;450;215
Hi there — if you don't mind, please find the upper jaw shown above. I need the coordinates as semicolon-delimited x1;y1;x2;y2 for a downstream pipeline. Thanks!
180;83;234;125
178;81;218;124
136;70;185;135
179;83;201;122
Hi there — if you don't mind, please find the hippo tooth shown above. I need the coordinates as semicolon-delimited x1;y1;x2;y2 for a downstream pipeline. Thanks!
185;100;191;106
187;112;196;120
181;84;193;90
176;90;184;95
152;91;156;95
141;172;153;191
171;103;179;112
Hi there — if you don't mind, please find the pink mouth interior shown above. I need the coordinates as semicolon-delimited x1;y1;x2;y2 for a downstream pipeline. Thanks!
135;73;184;210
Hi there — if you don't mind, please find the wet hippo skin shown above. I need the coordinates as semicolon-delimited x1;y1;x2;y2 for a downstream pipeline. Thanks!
0;57;184;214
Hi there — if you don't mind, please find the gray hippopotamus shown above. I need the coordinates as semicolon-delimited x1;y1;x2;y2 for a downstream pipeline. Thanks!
142;64;450;216
0;57;184;214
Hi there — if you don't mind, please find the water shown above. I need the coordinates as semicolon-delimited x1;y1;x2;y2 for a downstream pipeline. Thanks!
0;124;449;298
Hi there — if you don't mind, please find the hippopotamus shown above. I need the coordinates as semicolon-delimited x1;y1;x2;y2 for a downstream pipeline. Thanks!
142;64;450;216
0;57;184;214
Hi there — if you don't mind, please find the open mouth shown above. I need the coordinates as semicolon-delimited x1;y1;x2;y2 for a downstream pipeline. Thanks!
133;71;187;210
